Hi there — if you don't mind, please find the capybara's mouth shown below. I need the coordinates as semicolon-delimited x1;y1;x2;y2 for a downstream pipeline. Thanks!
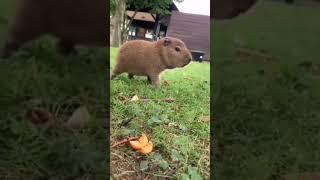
184;58;192;66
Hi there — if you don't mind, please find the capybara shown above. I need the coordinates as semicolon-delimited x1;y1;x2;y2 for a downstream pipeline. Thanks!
111;37;192;88
0;0;107;58
213;0;257;19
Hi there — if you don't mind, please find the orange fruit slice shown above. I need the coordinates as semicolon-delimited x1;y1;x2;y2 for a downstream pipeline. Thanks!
138;134;148;147
138;141;154;154
129;133;148;150
129;140;144;150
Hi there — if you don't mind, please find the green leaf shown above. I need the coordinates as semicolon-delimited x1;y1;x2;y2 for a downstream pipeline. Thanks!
170;149;184;162
181;173;191;180
152;153;163;161
174;136;192;154
188;167;203;180
159;160;169;170
139;160;149;171
147;116;163;126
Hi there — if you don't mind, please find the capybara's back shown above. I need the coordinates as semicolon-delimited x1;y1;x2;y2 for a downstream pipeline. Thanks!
113;40;158;76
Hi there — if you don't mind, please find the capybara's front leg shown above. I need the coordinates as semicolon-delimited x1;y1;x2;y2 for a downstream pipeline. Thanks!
147;76;152;84
149;74;160;88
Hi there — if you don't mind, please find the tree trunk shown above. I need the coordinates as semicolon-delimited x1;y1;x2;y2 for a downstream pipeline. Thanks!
111;0;126;47
121;9;138;43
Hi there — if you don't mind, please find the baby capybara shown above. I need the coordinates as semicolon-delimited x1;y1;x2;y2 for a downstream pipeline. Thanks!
111;37;193;88
0;0;107;58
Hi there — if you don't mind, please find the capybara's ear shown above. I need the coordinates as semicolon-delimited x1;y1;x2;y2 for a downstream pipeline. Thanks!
163;37;171;46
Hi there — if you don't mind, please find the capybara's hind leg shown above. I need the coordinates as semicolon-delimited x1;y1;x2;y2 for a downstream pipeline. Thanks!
57;39;76;55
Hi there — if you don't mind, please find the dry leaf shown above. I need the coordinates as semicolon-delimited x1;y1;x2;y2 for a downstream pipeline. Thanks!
163;80;170;86
161;98;176;103
198;116;210;123
118;95;128;101
131;95;140;102
65;106;90;129
26;108;52;124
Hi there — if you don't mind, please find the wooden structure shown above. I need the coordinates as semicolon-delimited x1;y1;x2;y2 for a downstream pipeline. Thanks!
126;3;210;61
166;11;210;61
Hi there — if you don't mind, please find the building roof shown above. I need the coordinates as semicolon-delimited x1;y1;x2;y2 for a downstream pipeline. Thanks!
126;11;156;22
166;11;210;60
126;2;179;13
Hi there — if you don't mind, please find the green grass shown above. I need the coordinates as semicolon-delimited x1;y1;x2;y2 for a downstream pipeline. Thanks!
110;47;210;179
213;1;320;179
0;41;108;179
0;1;108;178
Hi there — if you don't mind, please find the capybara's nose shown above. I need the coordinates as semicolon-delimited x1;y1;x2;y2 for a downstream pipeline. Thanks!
188;55;192;63
188;53;193;62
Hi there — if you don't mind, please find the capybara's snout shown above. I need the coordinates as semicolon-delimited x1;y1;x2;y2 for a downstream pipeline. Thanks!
183;51;193;66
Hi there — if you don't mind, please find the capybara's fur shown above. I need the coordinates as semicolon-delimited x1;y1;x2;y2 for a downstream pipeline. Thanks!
213;0;257;19
111;37;192;87
0;0;106;58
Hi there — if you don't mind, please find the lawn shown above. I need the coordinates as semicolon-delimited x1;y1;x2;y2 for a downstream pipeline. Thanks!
213;1;320;179
110;47;210;179
0;1;108;179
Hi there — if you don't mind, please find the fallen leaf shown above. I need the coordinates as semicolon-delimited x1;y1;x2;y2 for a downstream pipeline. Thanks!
26;108;52;124
163;80;170;86
131;95;140;102
161;98;176;103
198;116;210;123
183;77;193;81
65;106;90;129
118;95;128;101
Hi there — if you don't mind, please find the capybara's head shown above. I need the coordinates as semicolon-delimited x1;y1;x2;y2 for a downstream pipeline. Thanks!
157;37;192;69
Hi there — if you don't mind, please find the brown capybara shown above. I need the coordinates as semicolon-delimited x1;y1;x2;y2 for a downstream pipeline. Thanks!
0;0;107;58
212;0;257;19
111;37;192;88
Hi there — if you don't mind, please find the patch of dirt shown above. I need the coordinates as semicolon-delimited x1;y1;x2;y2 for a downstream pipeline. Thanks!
111;150;142;180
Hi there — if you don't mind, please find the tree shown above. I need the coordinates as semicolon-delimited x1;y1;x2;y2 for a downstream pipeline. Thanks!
110;0;126;47
110;0;183;47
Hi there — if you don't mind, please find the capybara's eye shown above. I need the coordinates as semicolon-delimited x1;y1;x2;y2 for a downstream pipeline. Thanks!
175;47;180;52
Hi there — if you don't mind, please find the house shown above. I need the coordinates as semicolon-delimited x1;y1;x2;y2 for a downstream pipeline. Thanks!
166;11;210;61
124;3;210;61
